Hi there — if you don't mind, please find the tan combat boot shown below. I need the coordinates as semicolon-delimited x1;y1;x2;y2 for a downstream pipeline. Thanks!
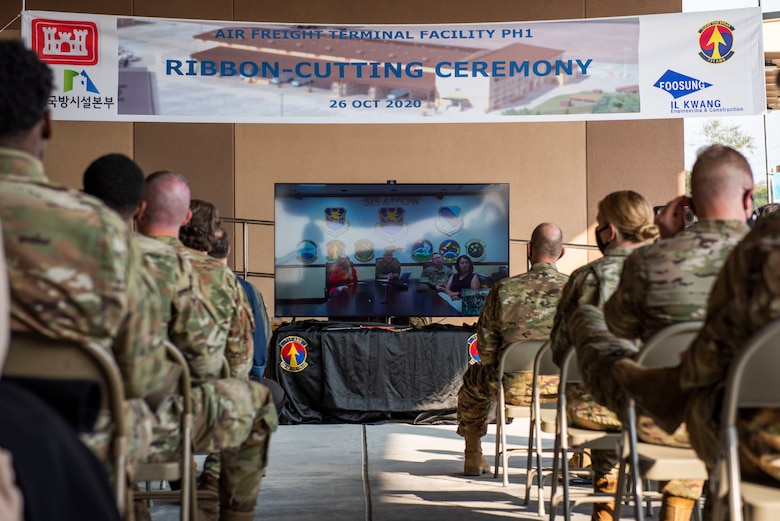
463;435;491;476
658;494;696;521
591;473;618;521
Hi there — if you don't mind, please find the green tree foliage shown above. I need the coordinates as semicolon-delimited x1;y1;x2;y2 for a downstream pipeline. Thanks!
591;93;640;113
685;119;766;202
699;119;756;154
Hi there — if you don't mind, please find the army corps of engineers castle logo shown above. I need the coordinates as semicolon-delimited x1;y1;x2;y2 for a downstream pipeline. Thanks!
30;18;99;66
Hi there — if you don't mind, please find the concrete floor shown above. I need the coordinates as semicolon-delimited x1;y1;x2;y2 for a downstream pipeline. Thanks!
148;418;645;520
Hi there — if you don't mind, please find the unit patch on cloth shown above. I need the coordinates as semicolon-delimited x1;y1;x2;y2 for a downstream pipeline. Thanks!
467;332;480;365
279;335;309;373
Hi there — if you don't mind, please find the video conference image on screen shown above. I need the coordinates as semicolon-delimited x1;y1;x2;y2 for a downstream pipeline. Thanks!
274;183;510;318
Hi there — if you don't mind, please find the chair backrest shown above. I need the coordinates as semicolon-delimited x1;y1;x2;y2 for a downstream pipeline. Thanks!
635;321;703;368
3;332;127;515
718;319;780;521
722;319;780;424
497;340;548;377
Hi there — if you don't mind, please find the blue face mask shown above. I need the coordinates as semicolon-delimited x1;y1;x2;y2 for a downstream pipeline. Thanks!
595;223;612;254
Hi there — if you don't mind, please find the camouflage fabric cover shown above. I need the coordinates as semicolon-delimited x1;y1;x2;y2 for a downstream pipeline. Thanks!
680;213;780;483
421;264;453;287
142;235;229;383
551;249;633;432
375;256;401;279
457;263;568;438
164;241;255;379
604;219;749;343
0;147;171;400
137;235;278;512
569;219;748;500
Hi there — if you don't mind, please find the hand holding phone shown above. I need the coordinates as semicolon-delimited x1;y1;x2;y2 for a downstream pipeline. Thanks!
655;195;688;238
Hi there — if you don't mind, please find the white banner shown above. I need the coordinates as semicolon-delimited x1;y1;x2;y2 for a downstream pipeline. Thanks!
22;8;765;124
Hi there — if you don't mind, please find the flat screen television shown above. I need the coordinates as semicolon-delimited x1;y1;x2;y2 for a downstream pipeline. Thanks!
274;183;510;319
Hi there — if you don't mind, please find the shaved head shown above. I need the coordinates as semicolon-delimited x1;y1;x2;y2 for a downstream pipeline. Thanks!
530;222;564;259
691;144;753;213
141;170;191;229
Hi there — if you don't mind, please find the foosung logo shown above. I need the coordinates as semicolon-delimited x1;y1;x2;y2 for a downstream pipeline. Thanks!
653;70;712;99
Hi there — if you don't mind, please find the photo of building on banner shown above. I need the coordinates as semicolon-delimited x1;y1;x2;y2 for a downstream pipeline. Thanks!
21;8;764;123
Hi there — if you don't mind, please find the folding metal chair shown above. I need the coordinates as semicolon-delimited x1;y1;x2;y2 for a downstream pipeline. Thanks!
524;340;561;516
492;339;549;487
3;333;129;517
548;346;623;521
613;321;706;521
134;343;194;521
713;319;780;521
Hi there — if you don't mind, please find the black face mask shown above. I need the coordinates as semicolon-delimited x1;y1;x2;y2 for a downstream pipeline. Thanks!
595;223;612;254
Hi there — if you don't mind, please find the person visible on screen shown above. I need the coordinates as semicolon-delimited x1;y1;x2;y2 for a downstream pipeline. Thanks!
209;226;286;412
569;144;754;521
457;222;568;476
0;39;165;520
549;191;659;520
443;255;480;300
422;252;453;291
375;246;401;280
328;254;359;296
140;182;277;521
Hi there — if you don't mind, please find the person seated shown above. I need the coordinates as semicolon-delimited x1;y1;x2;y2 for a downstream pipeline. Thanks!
457;223;568;475
613;210;780;516
328;255;358;296
375;246;401;280
0;40;143;521
549;190;659;520
421;252;453;292
443;255;480;300
569;144;754;520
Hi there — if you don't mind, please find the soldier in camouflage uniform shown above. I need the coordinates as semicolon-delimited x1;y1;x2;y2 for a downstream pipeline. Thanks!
570;144;754;521
550;190;659;521
421;252;453;291
457;222;568;476
0;41;172;482
375;246;402;279
137;172;277;521
613;211;780;519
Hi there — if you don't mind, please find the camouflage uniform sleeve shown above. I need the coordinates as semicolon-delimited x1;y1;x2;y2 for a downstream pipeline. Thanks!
475;284;502;366
550;267;600;366
391;258;402;277
113;237;171;399
603;249;647;340
168;260;222;381
224;276;255;378
680;220;780;390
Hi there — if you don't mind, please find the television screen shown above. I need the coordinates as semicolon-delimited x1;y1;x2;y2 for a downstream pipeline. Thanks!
274;183;510;319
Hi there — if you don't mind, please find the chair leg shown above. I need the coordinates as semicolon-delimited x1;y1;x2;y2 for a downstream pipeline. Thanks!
549;431;561;521
494;417;501;479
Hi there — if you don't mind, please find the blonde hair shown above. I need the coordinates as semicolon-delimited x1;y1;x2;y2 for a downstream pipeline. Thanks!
598;190;659;243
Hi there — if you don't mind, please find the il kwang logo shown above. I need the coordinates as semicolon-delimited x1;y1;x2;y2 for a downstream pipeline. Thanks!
698;20;735;64
30;18;99;66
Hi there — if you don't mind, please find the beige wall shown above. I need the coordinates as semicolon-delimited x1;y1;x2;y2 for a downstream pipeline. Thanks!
1;0;684;319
